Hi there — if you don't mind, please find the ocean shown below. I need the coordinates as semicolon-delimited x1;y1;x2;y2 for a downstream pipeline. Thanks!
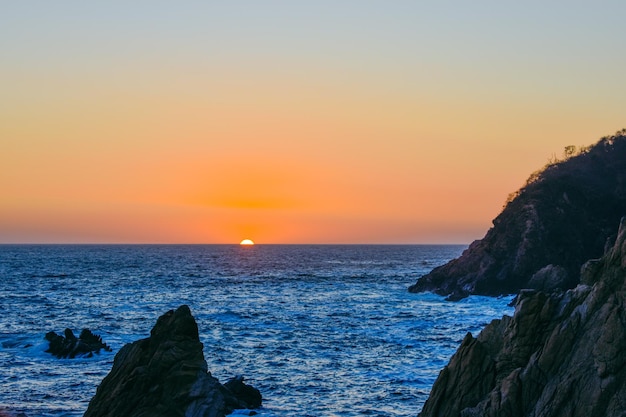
0;244;513;416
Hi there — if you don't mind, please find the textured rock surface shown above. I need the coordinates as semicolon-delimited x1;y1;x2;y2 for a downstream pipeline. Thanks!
418;217;626;417
410;132;626;299
45;328;111;359
84;305;261;417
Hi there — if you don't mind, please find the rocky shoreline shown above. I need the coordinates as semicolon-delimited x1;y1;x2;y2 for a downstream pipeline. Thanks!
413;132;626;415
418;218;626;416
9;132;626;416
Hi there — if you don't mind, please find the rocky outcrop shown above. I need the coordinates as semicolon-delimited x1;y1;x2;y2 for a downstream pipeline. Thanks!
224;376;262;410
45;328;111;359
410;131;626;300
418;217;626;417
84;305;261;417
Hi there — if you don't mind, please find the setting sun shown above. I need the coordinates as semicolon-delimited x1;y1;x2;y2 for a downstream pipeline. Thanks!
240;239;255;246
1;2;623;247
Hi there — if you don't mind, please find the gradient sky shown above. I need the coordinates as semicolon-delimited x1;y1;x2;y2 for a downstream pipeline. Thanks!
2;2;625;244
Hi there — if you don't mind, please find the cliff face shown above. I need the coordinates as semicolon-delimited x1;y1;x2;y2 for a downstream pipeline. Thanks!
410;132;626;300
418;218;626;417
84;305;261;417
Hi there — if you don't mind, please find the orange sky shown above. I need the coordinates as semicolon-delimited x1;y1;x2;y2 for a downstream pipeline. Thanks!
1;3;625;243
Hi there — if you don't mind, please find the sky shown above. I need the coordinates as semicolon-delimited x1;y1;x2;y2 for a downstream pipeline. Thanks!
1;2;625;244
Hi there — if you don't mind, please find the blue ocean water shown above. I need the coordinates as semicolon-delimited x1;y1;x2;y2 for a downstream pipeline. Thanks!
0;245;513;416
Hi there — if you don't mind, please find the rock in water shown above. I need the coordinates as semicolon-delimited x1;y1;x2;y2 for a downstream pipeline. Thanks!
409;131;626;299
45;328;111;358
224;376;263;409
84;305;261;417
418;217;626;417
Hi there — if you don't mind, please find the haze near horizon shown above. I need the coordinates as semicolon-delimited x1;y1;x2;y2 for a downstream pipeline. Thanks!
2;2;625;244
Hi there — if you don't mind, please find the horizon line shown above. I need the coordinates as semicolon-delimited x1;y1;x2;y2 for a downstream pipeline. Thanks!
0;242;470;246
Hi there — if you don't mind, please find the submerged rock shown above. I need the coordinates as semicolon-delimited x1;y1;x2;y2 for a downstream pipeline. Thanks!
410;131;626;299
418;217;626;417
0;409;28;417
44;328;111;359
84;305;261;417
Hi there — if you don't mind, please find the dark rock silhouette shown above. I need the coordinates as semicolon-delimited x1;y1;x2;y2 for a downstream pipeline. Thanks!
410;131;626;300
44;328;111;359
418;217;626;417
224;376;263;409
83;305;261;417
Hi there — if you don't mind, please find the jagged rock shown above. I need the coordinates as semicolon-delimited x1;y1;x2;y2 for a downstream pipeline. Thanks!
224;376;263;409
84;305;261;417
418;217;626;417
410;131;626;299
44;328;111;358
526;264;568;291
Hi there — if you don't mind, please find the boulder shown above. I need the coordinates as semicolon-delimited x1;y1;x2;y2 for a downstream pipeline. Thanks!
418;217;626;417
84;305;261;417
44;328;111;358
410;131;626;299
224;376;263;409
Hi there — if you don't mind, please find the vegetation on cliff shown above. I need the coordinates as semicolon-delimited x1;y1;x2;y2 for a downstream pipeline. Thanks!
410;130;626;300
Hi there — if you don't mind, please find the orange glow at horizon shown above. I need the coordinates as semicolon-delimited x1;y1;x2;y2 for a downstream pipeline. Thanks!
2;3;625;244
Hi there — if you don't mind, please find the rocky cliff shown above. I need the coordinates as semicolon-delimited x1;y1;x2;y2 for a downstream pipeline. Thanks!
418;217;626;417
410;131;626;300
84;305;261;417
